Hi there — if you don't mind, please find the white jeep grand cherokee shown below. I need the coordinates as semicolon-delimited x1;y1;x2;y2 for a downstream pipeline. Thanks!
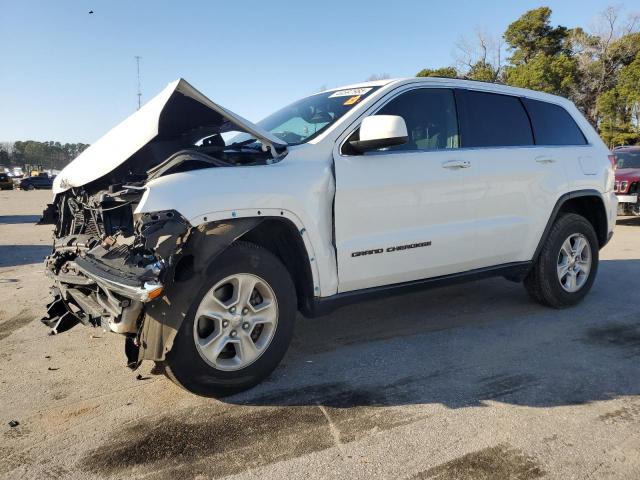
41;77;617;396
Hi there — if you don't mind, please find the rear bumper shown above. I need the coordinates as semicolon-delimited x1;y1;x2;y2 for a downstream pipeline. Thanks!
617;194;638;204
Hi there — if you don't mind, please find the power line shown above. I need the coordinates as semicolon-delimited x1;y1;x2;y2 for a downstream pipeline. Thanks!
134;56;142;110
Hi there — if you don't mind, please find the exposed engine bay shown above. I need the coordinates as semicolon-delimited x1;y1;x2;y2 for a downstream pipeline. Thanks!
43;184;172;332
41;143;273;366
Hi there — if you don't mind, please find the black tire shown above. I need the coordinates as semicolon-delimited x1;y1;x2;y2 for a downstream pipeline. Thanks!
164;242;296;397
524;213;599;308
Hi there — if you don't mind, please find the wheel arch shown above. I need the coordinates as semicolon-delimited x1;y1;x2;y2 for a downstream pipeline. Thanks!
136;214;318;365
533;190;609;262
236;218;315;311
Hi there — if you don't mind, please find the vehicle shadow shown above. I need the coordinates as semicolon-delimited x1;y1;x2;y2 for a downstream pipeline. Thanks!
0;245;50;267
226;259;640;410
617;216;640;226
0;215;41;224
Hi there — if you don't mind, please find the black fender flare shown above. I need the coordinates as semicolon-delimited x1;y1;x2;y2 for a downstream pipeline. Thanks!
133;217;263;365
532;189;608;262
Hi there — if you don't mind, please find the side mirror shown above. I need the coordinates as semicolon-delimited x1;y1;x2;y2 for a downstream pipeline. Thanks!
349;115;408;153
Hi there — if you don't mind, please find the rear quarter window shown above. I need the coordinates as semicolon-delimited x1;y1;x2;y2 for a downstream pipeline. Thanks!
455;89;533;148
522;98;587;145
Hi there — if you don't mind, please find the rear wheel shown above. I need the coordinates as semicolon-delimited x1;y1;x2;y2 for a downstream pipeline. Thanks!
524;213;599;308
165;242;296;397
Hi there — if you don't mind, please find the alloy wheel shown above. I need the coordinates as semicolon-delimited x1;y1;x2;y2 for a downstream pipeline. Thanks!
193;273;278;371
557;233;592;293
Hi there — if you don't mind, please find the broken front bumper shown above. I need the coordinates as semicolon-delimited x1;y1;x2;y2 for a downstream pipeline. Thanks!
41;209;191;336
43;214;265;367
73;256;163;302
42;257;162;336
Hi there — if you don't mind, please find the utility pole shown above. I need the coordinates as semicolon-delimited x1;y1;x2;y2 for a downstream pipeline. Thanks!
134;56;142;110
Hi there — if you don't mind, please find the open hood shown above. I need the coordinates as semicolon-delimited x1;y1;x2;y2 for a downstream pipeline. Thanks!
53;79;287;194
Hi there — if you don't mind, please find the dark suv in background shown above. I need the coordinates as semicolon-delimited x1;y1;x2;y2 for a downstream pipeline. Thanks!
19;173;54;190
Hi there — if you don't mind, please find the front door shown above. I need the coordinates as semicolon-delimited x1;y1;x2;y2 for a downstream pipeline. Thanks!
333;87;481;293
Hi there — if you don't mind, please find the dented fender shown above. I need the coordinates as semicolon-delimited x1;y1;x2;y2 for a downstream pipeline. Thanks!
133;217;263;365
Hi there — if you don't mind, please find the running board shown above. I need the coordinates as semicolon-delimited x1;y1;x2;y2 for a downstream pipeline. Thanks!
302;261;532;318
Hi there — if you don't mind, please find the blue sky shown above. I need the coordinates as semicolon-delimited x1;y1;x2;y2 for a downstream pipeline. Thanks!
0;0;629;143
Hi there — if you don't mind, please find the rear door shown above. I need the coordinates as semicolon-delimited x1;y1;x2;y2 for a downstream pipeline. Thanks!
521;97;590;186
453;89;569;264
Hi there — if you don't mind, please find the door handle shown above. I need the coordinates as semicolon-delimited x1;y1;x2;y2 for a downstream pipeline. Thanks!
535;156;556;164
442;160;471;169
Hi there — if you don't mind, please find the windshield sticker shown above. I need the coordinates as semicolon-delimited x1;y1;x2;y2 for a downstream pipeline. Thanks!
329;88;373;98
343;95;361;106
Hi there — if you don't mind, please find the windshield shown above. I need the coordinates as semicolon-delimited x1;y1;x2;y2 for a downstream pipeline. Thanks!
232;87;380;146
616;150;640;169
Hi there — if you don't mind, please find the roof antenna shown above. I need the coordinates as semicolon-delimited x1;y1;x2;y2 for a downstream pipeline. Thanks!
134;56;142;110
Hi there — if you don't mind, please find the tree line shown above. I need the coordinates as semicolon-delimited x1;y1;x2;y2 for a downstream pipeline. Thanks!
415;6;640;147
0;141;90;171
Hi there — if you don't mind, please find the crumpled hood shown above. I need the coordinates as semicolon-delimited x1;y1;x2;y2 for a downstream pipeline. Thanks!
53;78;287;194
615;168;640;183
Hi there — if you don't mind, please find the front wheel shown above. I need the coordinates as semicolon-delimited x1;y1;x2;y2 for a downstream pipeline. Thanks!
164;242;296;397
524;213;599;308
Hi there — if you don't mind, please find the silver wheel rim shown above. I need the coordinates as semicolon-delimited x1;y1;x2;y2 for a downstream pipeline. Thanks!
557;233;592;293
193;273;278;371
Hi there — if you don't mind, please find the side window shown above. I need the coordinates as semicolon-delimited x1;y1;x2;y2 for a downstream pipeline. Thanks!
455;90;533;147
375;88;459;151
522;98;587;145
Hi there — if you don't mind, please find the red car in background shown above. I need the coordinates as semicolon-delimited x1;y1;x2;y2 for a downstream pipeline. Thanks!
613;146;640;216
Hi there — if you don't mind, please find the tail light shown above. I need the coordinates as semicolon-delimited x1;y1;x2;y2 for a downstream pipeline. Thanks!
608;154;618;170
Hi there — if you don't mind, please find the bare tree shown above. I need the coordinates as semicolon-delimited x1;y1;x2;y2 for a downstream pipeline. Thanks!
0;142;14;155
454;28;504;81
571;5;640;122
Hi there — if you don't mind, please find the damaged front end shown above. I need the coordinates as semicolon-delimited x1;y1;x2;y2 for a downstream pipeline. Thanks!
42;183;263;368
40;78;282;368
42;187;189;362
